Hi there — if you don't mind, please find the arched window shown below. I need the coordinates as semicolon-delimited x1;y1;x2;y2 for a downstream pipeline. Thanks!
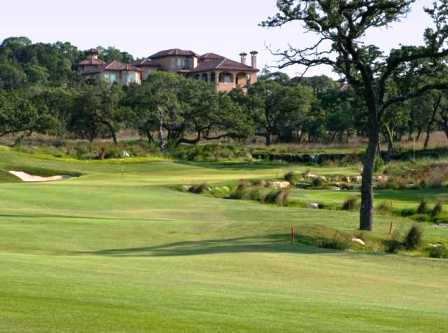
219;72;234;83
236;73;248;86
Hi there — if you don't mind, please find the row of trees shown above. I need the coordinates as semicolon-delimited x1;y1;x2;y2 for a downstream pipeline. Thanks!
1;64;448;150
2;35;448;153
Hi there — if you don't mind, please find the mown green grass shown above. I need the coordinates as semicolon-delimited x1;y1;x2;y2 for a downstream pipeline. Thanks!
0;149;447;332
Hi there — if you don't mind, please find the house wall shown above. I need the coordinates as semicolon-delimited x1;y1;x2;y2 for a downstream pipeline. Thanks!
122;71;142;85
153;56;196;72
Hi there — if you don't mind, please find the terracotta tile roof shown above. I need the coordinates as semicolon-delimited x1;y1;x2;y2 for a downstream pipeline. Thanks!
149;48;198;59
190;54;257;73
104;60;142;72
199;53;225;61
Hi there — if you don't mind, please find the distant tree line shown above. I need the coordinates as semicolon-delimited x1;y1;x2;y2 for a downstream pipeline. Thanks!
1;36;448;152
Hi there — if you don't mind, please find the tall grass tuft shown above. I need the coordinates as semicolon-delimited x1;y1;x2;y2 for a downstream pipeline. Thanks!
342;197;358;211
431;201;443;218
416;200;428;214
403;224;423;250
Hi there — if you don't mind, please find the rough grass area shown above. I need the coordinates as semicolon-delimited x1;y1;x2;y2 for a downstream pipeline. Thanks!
0;149;447;332
0;170;20;183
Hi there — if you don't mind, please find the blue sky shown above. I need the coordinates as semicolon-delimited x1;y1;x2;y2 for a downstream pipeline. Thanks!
0;0;434;77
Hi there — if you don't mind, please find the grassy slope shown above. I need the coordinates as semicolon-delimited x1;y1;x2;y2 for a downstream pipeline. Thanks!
0;150;447;332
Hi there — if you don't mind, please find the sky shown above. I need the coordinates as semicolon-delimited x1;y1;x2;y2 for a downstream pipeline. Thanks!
0;0;435;78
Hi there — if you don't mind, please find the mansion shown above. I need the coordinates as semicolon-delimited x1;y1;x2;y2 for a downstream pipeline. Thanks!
78;48;259;92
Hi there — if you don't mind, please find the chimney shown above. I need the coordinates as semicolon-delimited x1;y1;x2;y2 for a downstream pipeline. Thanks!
250;51;258;69
240;52;248;65
88;48;99;60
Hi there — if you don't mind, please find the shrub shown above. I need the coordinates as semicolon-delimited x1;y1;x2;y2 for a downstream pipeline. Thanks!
188;183;209;194
251;179;267;187
384;238;402;254
401;208;416;217
431;202;443;218
403;224;423;250
317;232;351;250
384;230;403;254
311;177;324;187
342;197;358;211
248;188;264;201
374;157;385;173
429;245;448;259
416;200;428;214
284;171;300;185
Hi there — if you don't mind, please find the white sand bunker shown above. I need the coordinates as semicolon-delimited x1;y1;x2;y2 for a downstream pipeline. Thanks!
9;171;69;182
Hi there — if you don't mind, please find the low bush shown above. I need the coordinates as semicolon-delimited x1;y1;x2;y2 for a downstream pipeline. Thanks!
431;201;443;218
429;245;448;258
403;224;423;250
173;144;251;162
261;189;289;206
188;183;209;194
284;171;300;185
384;230;402;254
416;200;428;214
311;177;325;188
228;181;250;199
317;231;351;250
401;208;416;217
342;197;358;211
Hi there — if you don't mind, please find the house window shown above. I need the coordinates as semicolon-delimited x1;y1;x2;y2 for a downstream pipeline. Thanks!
219;72;234;84
176;57;193;69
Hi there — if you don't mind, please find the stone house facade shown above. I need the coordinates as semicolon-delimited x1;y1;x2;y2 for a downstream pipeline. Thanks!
79;48;258;92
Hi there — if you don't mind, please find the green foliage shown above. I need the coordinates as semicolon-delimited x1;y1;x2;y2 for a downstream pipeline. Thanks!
342;197;358;211
172;144;251;162
311;229;351;250
429;245;448;259
384;231;403;254
284;171;300;185
188;183;209;194
0;63;27;89
403;225;423;250
374;157;385;173
431;201;443;218
417;200;428;214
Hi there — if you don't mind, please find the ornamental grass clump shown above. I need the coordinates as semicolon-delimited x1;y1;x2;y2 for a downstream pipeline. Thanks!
403;224;423;250
431;201;443;218
416;200;428;215
342;197;358;211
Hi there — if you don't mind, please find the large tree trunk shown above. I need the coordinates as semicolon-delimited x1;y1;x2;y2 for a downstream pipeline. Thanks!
360;112;380;231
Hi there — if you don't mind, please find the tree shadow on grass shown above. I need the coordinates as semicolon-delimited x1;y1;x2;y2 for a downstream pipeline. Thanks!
80;234;338;258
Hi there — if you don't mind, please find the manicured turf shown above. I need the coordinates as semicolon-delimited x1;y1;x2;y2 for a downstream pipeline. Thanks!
0;150;447;332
